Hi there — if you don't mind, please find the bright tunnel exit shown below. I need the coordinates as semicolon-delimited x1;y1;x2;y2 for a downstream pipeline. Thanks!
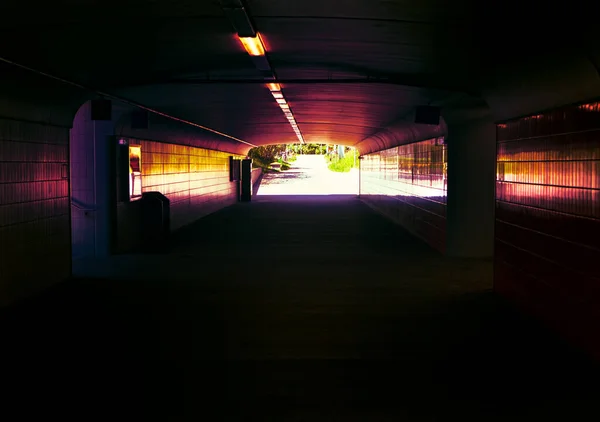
250;143;359;195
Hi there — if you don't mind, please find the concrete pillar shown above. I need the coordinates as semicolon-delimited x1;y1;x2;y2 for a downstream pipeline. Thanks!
240;159;252;202
446;117;496;257
93;118;115;257
70;103;96;260
70;101;116;262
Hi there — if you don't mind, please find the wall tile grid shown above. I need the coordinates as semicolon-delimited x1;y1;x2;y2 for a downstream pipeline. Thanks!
133;139;240;231
0;118;71;304
495;102;600;357
361;137;447;252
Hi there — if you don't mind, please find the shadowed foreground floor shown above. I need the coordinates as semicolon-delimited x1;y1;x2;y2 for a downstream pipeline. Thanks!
2;196;599;420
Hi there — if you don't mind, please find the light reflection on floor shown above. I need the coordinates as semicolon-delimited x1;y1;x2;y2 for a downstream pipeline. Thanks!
257;155;359;195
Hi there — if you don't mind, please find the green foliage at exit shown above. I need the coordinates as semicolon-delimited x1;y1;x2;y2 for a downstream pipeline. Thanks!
327;148;358;173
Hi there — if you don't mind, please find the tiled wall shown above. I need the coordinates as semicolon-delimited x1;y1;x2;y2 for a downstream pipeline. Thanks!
495;102;600;358
251;167;263;195
117;139;240;245
0;118;71;306
361;137;447;252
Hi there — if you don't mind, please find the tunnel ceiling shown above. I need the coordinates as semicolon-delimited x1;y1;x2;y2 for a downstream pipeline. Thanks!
0;1;597;151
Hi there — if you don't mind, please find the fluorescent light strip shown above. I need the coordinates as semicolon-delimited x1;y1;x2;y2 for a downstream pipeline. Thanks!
238;33;266;56
236;29;305;144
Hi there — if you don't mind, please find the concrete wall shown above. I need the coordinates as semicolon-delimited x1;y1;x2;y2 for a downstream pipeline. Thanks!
359;118;496;258
360;138;447;253
0;118;71;306
446;118;496;257
70;102;127;260
70;104;96;259
252;167;263;196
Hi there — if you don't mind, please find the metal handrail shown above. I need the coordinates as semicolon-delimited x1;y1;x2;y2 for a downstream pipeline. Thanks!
71;201;96;212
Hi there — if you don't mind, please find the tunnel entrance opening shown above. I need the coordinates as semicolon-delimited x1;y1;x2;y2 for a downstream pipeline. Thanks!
251;144;359;196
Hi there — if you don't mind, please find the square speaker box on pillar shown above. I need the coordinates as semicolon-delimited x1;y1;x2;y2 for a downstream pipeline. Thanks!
131;110;149;129
91;99;112;121
415;106;441;125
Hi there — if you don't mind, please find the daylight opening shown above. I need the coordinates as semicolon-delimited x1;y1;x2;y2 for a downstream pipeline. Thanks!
249;144;359;195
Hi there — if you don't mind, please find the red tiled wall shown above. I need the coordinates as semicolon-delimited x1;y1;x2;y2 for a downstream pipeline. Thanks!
495;102;600;358
0;118;71;306
361;138;447;252
115;139;241;252
137;140;240;230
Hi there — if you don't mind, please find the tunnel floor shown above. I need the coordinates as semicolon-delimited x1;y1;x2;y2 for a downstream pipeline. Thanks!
2;195;599;421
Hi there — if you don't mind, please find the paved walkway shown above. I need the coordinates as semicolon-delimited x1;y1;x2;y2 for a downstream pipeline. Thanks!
1;195;599;420
258;154;358;195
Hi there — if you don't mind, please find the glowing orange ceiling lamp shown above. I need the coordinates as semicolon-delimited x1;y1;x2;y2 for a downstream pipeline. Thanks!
226;5;305;144
238;33;266;56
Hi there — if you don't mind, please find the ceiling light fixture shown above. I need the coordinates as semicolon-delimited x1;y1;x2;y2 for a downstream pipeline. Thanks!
238;34;266;56
231;22;305;144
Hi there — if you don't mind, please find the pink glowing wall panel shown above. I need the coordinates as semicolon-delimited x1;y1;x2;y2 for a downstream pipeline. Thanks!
495;102;600;359
0;119;71;305
361;137;447;252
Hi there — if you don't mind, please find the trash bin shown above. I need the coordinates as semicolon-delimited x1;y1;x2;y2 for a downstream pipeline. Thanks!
140;191;170;252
